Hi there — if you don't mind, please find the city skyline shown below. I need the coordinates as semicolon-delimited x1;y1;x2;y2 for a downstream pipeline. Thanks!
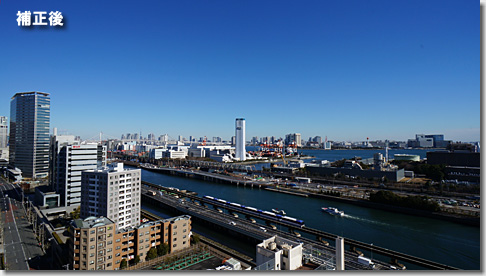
0;0;479;142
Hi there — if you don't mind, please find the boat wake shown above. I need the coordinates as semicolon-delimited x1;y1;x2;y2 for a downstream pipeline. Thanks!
342;214;392;227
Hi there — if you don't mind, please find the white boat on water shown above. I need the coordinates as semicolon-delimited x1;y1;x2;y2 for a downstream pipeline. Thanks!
321;207;344;216
272;209;286;215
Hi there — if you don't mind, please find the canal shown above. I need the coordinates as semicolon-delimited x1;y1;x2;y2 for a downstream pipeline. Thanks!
140;167;480;270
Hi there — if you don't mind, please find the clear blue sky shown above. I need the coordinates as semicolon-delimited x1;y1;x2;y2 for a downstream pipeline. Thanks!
0;0;479;142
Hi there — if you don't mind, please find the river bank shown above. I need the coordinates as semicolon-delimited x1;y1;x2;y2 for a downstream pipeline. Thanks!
264;187;479;227
133;163;479;226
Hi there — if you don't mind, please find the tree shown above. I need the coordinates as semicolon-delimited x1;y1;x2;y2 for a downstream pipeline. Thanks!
70;206;80;219
120;259;127;269
191;234;200;245
147;248;157;260
157;243;170;256
133;255;140;265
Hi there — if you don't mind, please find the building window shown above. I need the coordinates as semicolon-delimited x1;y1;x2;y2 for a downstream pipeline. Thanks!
173;244;177;248
115;239;121;242
116;246;120;250
90;245;95;249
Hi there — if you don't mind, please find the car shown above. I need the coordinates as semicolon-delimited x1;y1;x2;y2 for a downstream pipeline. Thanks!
259;227;267;232
229;221;236;226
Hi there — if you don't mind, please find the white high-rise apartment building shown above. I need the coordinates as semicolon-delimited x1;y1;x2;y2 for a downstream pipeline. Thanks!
0;116;7;149
235;118;246;161
50;132;107;206
80;163;141;230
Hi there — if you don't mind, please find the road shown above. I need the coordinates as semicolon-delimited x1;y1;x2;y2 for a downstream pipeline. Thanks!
0;178;45;270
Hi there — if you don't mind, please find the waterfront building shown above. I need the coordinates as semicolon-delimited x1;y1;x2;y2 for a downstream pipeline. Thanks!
50;131;106;207
68;215;192;270
324;137;332;150
251;136;258;145
80;163;141;230
9;91;50;179
235;118;246;161
408;134;450;148
285;133;302;147
159;134;169;143
0;116;7;149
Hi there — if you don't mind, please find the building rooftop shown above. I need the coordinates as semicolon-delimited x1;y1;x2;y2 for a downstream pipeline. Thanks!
12;91;50;99
73;216;115;229
86;163;139;174
116;215;191;234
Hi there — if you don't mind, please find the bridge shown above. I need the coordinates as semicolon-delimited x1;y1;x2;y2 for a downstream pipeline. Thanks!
141;181;459;270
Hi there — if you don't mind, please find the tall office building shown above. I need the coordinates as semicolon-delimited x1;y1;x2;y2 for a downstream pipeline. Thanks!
80;163;141;230
9;92;50;179
50;132;107;207
235;118;246;161
0;116;7;149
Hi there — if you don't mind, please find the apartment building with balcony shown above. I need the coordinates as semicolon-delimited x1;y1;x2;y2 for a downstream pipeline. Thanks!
80;163;141;230
69;215;192;270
